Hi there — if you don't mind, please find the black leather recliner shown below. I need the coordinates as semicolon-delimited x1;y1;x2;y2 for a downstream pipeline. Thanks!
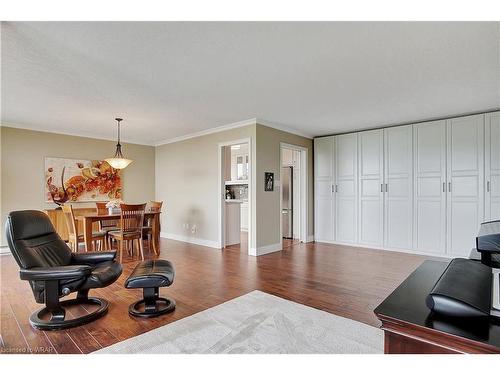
5;210;123;330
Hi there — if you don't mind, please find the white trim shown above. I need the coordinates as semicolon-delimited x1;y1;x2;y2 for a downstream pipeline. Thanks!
0;246;11;255
313;239;453;259
249;242;282;257
156;119;257;146
279;143;309;247
2;117;313;147
155;118;313;147
0;121;155;146
160;232;220;249
257;120;314;139
218;138;253;254
306;235;315;243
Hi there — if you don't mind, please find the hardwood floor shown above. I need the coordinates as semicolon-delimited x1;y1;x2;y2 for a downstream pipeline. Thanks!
0;238;433;354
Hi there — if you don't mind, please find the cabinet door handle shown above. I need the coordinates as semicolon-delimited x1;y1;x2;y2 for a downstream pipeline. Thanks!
443;182;446;193
385;183;388;193
487;181;491;193
335;184;338;193
381;184;384;193
332;184;335;193
448;182;452;192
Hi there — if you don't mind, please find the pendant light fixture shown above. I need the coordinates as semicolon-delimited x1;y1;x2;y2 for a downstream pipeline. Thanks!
105;117;133;169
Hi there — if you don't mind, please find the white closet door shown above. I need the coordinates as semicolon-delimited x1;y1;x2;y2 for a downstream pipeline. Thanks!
384;125;413;250
486;112;500;221
314;136;335;242
335;133;358;244
413;120;447;255
358;130;384;246
446;114;484;257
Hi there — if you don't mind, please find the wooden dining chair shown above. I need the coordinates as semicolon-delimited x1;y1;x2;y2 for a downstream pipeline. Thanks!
95;202;119;249
143;201;162;255
62;204;107;252
108;203;146;263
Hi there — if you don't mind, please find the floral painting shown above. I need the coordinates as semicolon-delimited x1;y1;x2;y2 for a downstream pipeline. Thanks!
45;157;122;204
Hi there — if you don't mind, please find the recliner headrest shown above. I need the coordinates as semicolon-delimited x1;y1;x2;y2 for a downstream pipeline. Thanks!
7;210;56;240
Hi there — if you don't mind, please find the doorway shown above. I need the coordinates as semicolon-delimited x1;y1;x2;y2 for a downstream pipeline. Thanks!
218;138;252;254
280;143;308;249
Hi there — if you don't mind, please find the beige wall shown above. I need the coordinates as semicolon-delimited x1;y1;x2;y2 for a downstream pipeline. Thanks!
0;126;155;246
155;123;313;253
255;124;314;248
155;125;256;248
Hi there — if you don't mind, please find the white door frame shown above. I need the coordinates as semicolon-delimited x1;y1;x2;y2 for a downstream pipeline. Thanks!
279;142;308;247
218;137;253;253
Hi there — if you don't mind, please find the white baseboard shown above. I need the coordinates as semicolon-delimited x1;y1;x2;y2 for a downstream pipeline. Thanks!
249;242;282;257
0;245;11;255
313;239;453;259
160;232;221;249
306;235;314;243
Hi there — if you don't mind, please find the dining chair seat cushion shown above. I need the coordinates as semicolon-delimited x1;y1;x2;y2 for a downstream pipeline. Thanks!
74;231;107;240
102;227;120;233
108;230;142;239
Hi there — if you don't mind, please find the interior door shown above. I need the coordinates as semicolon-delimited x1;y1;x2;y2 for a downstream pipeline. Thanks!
446;114;484;257
358;130;384;246
384;125;413;250
314;136;334;242
413;120;447;255
486;112;500;221
335;133;358;244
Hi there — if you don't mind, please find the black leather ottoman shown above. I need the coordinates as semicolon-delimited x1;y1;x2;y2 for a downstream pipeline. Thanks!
125;260;176;318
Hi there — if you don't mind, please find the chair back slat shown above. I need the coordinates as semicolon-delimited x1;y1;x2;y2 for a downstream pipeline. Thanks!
120;203;146;232
62;204;78;237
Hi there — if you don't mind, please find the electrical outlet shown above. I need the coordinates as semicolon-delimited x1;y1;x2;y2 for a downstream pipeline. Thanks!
191;224;197;234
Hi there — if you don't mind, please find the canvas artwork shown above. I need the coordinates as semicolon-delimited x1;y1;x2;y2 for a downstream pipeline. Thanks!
45;157;122;204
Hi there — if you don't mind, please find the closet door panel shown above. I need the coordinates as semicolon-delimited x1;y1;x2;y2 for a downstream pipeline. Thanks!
486;112;500;221
314;137;335;242
335;133;358;244
413;121;447;255
447;115;484;257
384;125;413;250
358;130;384;246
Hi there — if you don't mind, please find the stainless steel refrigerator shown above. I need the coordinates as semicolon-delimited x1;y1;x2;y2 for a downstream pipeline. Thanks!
282;166;293;239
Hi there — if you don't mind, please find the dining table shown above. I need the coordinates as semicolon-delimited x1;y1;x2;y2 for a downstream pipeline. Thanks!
75;210;162;254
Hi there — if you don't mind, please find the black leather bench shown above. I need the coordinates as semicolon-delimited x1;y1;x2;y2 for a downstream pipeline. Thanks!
125;260;176;318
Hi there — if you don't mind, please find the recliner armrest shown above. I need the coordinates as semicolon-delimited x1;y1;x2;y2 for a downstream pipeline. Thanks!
71;251;117;265
20;265;92;281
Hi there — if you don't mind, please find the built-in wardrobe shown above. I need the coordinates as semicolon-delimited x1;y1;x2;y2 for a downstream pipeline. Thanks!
314;111;500;257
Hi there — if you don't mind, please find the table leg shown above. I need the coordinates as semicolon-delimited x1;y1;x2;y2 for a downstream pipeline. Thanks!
83;217;93;252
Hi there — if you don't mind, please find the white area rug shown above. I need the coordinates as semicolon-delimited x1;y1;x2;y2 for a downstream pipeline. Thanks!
95;290;383;354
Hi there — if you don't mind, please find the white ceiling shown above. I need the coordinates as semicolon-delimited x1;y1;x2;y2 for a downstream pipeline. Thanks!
2;22;499;145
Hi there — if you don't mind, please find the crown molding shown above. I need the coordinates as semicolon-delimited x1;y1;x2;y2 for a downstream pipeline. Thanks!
0;121;156;146
154;118;258;146
154;117;313;146
255;119;313;139
2;117;314;148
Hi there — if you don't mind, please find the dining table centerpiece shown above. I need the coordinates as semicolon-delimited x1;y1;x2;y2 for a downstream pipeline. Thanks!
105;199;123;215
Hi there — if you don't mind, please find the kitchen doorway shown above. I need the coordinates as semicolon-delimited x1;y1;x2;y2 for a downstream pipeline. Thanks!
218;138;252;254
280;143;308;248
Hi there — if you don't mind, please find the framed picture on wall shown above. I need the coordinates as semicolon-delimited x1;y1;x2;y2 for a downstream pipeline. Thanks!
264;172;274;191
45;157;122;204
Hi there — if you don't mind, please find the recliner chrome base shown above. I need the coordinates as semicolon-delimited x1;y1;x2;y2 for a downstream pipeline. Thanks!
129;296;175;318
30;297;109;331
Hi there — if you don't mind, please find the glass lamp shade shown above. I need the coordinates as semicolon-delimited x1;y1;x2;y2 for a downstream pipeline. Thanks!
105;157;133;170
